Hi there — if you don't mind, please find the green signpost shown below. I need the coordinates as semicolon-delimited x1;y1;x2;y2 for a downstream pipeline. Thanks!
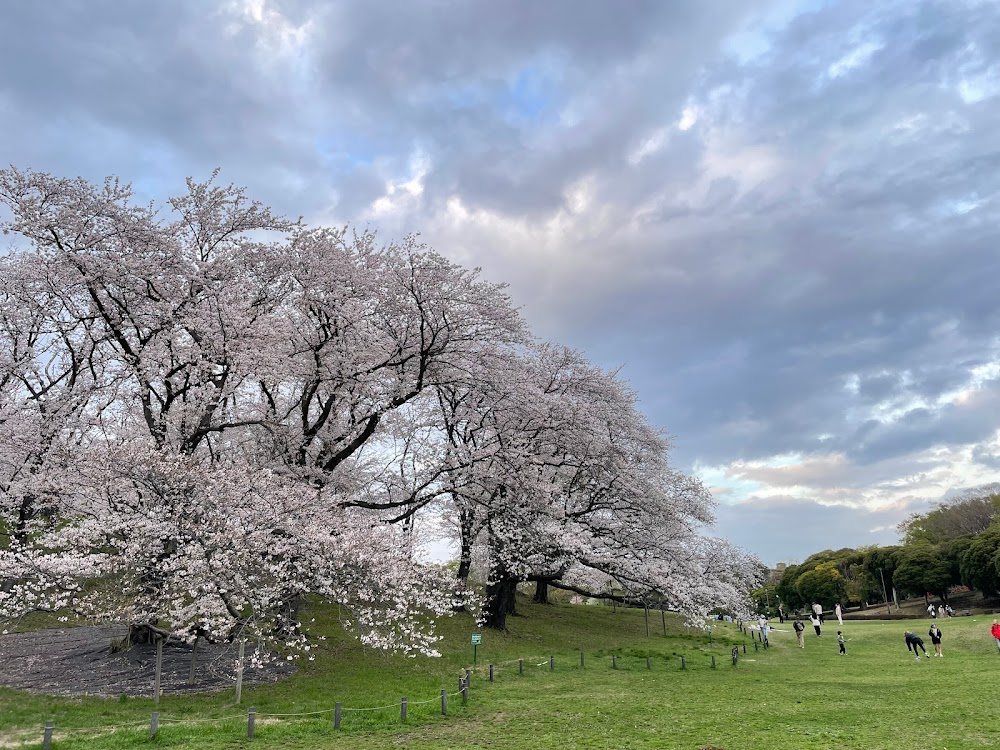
471;633;482;664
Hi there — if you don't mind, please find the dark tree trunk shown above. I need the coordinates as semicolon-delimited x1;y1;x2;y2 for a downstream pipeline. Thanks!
483;576;518;630
533;579;550;604
452;510;475;611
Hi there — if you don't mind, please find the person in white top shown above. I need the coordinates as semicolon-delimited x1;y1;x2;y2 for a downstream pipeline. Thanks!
812;602;823;624
810;614;821;636
835;603;843;626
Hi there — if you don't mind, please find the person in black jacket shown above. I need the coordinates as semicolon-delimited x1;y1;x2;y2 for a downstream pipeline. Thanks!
929;623;943;657
905;630;928;661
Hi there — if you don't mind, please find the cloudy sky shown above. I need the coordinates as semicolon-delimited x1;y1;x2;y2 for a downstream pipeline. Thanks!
2;0;999;565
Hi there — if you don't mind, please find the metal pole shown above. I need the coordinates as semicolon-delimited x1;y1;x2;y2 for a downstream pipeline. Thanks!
154;637;163;705
235;639;246;705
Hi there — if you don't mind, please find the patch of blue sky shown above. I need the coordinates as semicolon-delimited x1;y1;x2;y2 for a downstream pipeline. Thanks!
501;62;562;126
313;132;381;168
722;0;834;63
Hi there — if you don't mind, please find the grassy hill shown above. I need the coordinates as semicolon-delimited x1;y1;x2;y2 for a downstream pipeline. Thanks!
2;599;1000;748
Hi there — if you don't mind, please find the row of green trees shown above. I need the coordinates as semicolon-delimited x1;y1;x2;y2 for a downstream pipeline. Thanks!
757;485;1000;611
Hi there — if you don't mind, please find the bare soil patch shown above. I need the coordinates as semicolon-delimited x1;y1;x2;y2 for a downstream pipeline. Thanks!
0;625;293;697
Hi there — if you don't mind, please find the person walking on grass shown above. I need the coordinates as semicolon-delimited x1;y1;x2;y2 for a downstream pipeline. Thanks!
837;631;846;655
991;619;1000;653
905;630;928;660
835;603;843;626
812;601;823;624
929;623;943;657
793;617;805;648
810;613;822;637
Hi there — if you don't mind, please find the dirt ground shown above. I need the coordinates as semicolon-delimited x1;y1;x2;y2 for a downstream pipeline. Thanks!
0;625;293;697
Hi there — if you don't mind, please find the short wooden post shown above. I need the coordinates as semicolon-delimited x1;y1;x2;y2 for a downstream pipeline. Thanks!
646;656;651;670
489;664;494;682
661;608;666;636
42;721;54;750
459;675;465;694
754;641;758;652
743;643;746;654
580;650;585;668
401;696;407;722
612;654;617;669
150;711;159;739
645;605;650;637
440;689;447;716
462;679;469;704
235;639;246;705
549;655;554;671
247;707;256;739
334;702;342;729
711;655;716;669
518;658;523;675
154;636;164;705
680;655;686;670
465;667;472;685
732;647;739;665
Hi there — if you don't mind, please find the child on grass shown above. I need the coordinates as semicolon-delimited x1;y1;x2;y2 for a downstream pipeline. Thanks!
837;631;846;655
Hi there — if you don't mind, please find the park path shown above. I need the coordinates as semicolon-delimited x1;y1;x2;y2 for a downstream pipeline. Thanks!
0;625;293;697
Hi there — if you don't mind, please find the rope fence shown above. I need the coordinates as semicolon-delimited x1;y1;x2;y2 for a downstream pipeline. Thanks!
29;631;763;747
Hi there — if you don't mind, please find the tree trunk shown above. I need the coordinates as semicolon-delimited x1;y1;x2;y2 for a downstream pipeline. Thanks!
533;579;550;604
452;511;475;611
483;576;517;630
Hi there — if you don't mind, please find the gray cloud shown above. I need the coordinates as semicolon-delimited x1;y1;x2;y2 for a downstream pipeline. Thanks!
2;0;999;565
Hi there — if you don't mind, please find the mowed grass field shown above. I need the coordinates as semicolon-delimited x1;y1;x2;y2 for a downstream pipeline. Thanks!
2;601;1000;749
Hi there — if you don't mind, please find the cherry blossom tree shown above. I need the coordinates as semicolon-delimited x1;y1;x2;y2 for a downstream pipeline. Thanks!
0;166;758;651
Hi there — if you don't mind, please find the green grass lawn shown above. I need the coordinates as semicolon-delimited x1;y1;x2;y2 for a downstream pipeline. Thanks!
2;601;1000;749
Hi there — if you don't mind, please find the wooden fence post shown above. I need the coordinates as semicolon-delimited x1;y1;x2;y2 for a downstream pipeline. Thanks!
646;656;651;670
580;650;585;668
661;608;666;636
549;655;554;671
401;696;407;722
518;658;523;675
743;643;746;654
334;702;342;730
42;721;54;750
247;707;256;739
754;641;759;652
150;711;159;739
680;656;686;670
711;655;716;669
441;689;447;716
462;679;469;704
612;654;617;669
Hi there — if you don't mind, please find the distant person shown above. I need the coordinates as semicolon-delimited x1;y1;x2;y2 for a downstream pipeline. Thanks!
793;618;805;648
929;623;943;657
945;604;954;617
835;603;843;626
837;630;846;655
810;613;821;637
905;630;928;660
778;606;785;624
812;602;823;624
927;603;936;619
759;615;770;644
991;619;1000;654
